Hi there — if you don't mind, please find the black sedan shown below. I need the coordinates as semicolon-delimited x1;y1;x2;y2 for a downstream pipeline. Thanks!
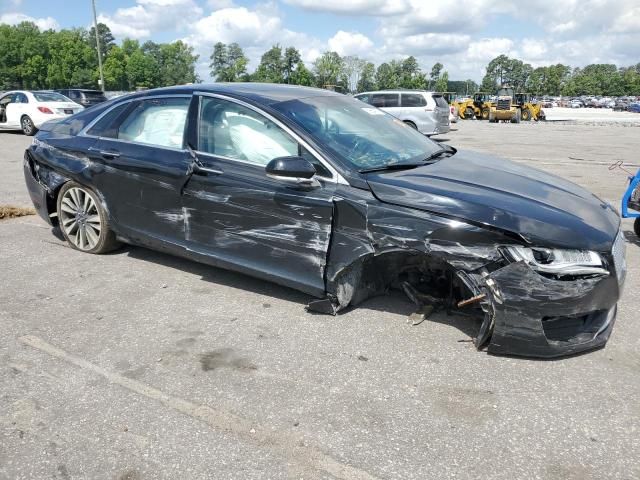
23;84;626;358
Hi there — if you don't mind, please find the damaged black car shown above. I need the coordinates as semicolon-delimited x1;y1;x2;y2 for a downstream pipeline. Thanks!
23;84;626;358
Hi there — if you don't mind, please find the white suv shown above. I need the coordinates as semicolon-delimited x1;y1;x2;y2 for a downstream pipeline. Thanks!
354;90;450;136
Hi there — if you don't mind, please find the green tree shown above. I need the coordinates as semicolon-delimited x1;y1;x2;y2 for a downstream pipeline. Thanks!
254;45;284;83
429;62;443;89
102;45;128;90
158;40;198;85
356;61;376;92
46;28;97;88
375;62;399;90
290;61;314;86
313;51;343;88
88;23;115;62
482;55;532;92
283;47;301;84
127;48;159;89
400;56;425;89
434;71;449;92
210;42;248;82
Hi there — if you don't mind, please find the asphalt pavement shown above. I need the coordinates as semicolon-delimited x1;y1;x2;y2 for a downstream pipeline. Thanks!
1;121;639;479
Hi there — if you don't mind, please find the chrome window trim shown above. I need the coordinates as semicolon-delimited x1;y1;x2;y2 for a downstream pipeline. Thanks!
78;94;192;150
194;91;349;185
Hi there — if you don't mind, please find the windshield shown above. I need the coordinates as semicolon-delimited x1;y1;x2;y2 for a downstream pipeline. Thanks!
272;95;442;171
33;92;70;102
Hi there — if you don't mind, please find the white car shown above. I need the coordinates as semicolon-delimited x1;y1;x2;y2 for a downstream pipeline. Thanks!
0;90;84;136
354;90;450;136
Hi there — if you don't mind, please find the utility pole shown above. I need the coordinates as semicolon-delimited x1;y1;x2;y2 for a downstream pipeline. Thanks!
91;0;105;92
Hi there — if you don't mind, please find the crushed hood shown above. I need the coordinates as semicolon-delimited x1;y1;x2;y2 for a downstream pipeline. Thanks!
365;150;619;251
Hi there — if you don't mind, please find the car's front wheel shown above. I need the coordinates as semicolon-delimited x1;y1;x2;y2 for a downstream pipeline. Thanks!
21;115;37;136
56;182;120;253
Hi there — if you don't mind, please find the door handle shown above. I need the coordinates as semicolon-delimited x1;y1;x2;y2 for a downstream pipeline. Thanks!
89;147;120;158
193;163;223;176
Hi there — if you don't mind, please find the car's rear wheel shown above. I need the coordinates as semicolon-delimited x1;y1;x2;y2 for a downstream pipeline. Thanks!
403;120;417;129
21;115;37;136
481;107;490;120
56;182;120;253
521;108;531;121
465;107;475;119
634;217;640;237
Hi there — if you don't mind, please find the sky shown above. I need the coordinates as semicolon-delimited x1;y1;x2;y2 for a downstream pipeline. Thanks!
1;0;639;82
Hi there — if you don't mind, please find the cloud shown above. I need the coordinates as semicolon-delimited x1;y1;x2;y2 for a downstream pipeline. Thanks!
183;4;325;80
328;31;374;56
283;0;408;15
0;12;59;30
97;0;202;39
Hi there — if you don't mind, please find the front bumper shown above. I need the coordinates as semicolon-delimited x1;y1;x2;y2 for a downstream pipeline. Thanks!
483;260;623;358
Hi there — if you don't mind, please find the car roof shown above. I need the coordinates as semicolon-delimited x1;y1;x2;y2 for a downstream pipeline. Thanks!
357;90;437;95
119;83;343;106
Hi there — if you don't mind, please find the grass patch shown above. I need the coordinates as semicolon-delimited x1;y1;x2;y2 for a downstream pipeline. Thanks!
0;205;36;220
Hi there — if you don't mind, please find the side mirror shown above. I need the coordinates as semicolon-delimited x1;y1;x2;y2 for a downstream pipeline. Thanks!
265;156;320;187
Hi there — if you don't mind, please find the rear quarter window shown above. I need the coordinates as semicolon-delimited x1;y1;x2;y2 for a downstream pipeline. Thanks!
432;95;449;108
85;102;133;138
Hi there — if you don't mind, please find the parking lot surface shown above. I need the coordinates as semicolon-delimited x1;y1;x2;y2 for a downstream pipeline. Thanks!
1;122;639;479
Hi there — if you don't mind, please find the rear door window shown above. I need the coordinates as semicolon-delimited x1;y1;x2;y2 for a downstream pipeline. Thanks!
371;93;399;108
401;93;426;107
117;97;190;148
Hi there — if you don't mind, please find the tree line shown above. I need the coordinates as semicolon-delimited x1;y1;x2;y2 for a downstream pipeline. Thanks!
481;54;640;96
1;21;639;96
0;22;198;90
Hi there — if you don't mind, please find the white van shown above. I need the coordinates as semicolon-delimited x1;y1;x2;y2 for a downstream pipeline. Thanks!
354;90;450;136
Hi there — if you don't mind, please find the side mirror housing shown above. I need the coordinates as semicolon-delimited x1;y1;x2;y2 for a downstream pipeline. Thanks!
265;156;316;179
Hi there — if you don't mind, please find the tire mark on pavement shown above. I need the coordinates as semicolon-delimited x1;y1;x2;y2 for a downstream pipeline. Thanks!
19;335;378;480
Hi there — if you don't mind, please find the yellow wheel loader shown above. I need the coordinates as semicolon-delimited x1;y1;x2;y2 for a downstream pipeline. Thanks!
456;92;493;120
488;87;521;123
514;93;546;121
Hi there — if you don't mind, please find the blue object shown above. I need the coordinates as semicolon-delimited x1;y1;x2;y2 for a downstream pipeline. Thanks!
621;167;640;219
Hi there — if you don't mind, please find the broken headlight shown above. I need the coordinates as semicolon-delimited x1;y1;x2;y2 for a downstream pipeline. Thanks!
503;246;608;277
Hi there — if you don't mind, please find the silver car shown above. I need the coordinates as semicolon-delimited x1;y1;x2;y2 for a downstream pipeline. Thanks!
354;90;450;136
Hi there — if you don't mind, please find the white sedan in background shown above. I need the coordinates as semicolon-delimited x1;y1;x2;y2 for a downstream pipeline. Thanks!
0;90;84;136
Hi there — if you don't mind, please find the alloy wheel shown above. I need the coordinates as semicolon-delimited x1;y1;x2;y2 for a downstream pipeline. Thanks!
22;116;34;135
59;187;102;251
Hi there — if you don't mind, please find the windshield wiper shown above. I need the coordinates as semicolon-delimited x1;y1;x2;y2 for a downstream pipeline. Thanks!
359;163;423;174
422;145;457;162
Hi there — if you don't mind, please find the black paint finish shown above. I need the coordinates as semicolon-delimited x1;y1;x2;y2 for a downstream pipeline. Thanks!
23;84;625;358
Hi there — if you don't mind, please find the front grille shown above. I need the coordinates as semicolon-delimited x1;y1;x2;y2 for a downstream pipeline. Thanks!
611;230;626;284
497;99;511;110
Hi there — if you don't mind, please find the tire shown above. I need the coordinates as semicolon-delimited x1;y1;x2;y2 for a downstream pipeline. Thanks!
465;107;475;120
56;182;120;254
635;217;640;237
21;115;37;136
521;108;531;121
481;107;490;120
403;120;417;130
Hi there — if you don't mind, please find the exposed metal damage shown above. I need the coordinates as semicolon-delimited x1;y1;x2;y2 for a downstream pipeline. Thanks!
306;191;622;358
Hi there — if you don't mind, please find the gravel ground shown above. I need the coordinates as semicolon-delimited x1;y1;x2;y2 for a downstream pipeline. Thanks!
1;121;639;480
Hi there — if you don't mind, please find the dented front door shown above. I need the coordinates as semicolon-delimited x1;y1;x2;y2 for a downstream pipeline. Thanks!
181;94;335;296
182;156;335;297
